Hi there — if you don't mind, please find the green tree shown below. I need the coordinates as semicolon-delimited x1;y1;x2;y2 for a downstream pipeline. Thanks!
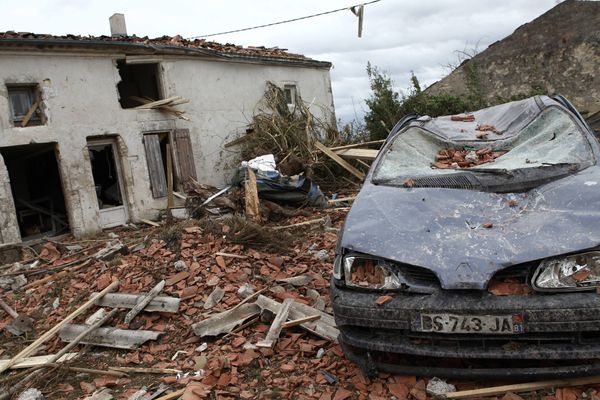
364;62;401;140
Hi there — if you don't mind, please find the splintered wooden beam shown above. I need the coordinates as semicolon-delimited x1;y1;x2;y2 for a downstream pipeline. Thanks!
20;100;40;127
244;168;261;222
282;315;320;329
0;353;78;370
314;141;364;180
333;148;378;161
255;295;339;342
328;140;385;151
124;280;166;325
256;298;293;348
0;280;119;374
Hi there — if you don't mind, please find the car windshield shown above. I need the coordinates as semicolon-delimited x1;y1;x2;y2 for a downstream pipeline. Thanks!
373;107;594;183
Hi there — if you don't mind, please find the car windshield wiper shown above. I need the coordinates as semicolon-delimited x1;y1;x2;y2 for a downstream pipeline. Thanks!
462;167;513;176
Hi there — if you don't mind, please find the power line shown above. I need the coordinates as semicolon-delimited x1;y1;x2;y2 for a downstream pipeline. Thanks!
188;0;381;39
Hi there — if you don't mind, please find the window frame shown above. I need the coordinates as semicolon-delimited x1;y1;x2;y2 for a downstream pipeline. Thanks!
283;83;298;107
6;84;44;127
116;60;165;109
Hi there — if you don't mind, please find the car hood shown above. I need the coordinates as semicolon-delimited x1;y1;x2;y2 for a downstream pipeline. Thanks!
340;166;600;289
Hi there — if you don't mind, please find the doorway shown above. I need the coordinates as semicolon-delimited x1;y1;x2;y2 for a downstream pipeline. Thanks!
87;139;129;228
0;143;69;241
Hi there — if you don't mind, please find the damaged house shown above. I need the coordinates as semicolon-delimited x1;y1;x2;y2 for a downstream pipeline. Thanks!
0;14;335;244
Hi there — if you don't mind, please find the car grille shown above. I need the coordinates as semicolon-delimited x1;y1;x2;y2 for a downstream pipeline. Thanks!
397;264;440;285
492;262;537;284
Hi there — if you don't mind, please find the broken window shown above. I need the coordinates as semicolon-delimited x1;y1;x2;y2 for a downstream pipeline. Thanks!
284;84;297;106
0;143;69;240
7;84;44;127
143;130;197;198
116;60;162;109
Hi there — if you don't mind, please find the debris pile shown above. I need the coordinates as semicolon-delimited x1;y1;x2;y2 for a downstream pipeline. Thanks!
432;147;507;169
223;82;377;187
0;209;364;399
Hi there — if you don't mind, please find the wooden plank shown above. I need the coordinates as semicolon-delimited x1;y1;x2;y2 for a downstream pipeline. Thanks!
272;217;327;231
166;143;174;223
328;139;385;151
143;134;168;198
254;295;339;342
328;196;357;204
174;129;197;183
109;367;182;375
314;141;364;180
333;148;378;161
154;389;185;400
446;375;600;399
92;292;180;313
244;168;261;222
0;353;78;370
256;298;293;348
20;100;39;127
282;315;320;329
214;252;248;259
0;297;18;318
67;367;127;377
133;96;182;109
59;325;161;349
139;218;160;227
0;280;119;373
124;280;166;325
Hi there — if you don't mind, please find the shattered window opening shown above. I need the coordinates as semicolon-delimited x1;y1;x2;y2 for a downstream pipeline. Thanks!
116;60;162;109
6;84;43;127
373;107;594;183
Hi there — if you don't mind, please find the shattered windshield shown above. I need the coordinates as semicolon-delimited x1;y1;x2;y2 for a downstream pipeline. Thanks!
373;107;594;183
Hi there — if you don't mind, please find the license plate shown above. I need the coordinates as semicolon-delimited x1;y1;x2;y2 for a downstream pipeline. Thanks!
418;313;524;334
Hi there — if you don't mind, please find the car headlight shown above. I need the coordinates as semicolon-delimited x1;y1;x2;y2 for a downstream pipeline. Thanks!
343;255;403;290
533;252;600;291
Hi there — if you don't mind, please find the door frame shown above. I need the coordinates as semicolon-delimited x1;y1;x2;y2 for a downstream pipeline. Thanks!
86;138;129;227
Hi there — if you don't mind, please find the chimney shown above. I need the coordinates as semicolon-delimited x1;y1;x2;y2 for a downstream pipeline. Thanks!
109;13;127;37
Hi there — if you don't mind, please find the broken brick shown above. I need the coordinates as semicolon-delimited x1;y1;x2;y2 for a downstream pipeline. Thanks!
388;383;409;400
488;279;534;296
333;388;353;400
501;392;525;400
375;295;393;306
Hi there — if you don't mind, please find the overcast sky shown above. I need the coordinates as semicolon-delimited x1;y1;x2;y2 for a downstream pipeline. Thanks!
0;0;560;125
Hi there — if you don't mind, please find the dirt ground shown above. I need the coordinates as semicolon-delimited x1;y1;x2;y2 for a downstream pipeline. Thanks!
1;208;599;400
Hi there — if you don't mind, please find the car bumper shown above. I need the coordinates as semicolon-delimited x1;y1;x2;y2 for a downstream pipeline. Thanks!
331;281;600;378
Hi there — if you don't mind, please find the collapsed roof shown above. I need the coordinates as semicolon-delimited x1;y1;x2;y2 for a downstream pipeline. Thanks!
0;31;331;68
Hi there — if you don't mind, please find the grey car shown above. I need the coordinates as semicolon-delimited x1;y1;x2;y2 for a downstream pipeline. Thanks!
331;95;600;378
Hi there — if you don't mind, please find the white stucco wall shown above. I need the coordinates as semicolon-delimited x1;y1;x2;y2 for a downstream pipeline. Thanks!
0;51;335;242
